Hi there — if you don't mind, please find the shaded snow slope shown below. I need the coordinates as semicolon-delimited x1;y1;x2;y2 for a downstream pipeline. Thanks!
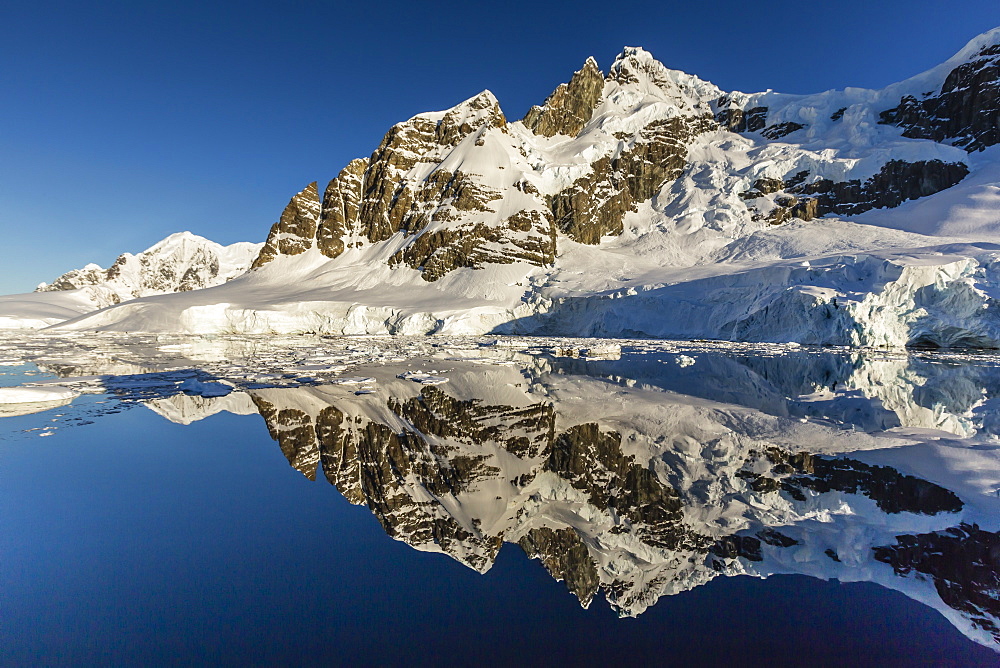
0;290;99;330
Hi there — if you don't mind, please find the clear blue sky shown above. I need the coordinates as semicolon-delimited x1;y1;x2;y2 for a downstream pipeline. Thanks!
2;0;999;294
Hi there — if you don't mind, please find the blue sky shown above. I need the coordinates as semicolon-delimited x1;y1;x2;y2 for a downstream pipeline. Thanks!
2;0;999;294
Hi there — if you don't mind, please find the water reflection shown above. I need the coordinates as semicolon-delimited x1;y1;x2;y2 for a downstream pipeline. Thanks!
17;340;1000;651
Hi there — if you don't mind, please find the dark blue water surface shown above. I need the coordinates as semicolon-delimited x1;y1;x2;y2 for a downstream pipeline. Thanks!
1;344;999;666
0;409;989;666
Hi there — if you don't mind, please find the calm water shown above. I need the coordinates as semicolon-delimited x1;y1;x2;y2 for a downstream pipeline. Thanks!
1;335;998;665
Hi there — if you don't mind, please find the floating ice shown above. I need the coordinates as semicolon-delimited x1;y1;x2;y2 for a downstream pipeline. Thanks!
0;385;79;417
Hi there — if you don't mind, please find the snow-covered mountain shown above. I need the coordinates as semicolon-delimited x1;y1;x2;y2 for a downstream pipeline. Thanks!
0;232;262;328
36;231;262;306
41;28;1000;346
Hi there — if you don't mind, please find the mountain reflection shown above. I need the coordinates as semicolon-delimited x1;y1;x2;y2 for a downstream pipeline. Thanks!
33;341;1000;651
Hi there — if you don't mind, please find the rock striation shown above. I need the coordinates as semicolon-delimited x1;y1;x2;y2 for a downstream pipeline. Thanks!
252;183;322;268
522;56;605;138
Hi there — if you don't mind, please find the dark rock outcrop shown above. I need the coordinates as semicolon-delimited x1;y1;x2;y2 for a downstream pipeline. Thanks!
760;121;806;140
251;395;320;479
252;182;322;268
741;159;970;223
386;170;556;281
739;447;964;515
519;527;601;606
874;523;1000;642
879;44;1000;151
523;57;605;138
317;158;367;259
551;115;718;244
714;98;768;133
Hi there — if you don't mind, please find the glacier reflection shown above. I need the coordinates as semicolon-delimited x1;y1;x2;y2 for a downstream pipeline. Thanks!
17;337;1000;651
125;344;1000;652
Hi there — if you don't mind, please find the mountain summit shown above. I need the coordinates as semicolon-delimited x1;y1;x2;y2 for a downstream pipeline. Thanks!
42;29;1000;346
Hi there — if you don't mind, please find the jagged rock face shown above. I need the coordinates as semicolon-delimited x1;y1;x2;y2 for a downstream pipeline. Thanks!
35;232;262;308
352;92;508;246
39;264;107;292
548;423;696;550
522;57;605;138
360;94;558;281
315;404;504;572
736;447;964;515
741;160;970;224
714;97;768;133
386;170;555;281
251;383;697;576
253;91;560;282
249;38;999;281
390;386;554;458
317;159;367;258
880;44;1000;151
759;121;805;140
252;182;322;268
552;115;718;244
519;527;601;605
874;524;1000;642
247;372;977;626
251;395;319;480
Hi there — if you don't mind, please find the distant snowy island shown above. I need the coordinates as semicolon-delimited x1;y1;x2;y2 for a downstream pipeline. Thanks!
3;28;1000;347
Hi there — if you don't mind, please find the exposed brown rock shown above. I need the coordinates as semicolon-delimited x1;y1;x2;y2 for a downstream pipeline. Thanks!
551;115;717;244
317;158;367;259
250;395;319;479
381;168;556;281
880;44;1000;151
252;182;322;268
523;57;605;138
355;92;507;245
391;385;555;459
519;527;601;606
548;423;696;550
741;159;969;223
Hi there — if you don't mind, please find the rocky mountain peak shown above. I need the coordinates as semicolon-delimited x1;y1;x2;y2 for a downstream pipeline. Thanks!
607;46;722;111
438;90;507;134
879;27;1000;151
522;56;605;137
252;182;321;268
